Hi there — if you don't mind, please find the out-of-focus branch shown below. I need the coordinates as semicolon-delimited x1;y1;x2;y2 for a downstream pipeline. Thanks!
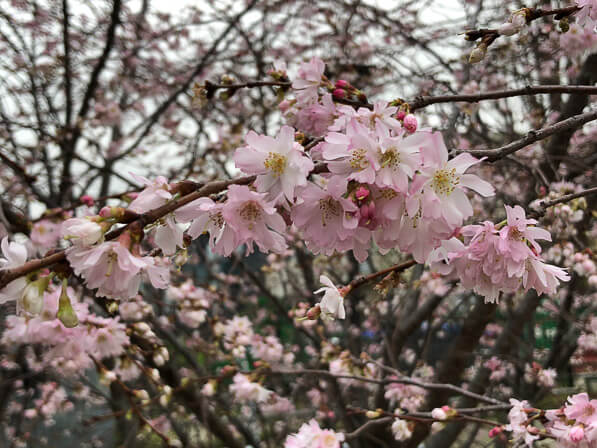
456;109;597;162
409;85;597;111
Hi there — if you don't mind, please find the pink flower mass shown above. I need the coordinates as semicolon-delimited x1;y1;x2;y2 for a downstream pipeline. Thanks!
0;5;596;447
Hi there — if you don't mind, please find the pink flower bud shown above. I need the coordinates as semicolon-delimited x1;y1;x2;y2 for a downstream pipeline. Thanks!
80;195;94;206
332;88;346;99
488;426;503;438
403;114;418;133
396;110;406;121
355;186;370;201
99;206;112;218
570;426;585;442
335;79;349;89
570;426;584;442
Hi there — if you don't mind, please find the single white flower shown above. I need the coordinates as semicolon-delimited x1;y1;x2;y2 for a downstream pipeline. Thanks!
314;275;346;320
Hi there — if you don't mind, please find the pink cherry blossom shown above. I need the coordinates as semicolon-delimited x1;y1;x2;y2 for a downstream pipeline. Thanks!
291;176;358;256
128;173;172;213
229;373;272;403
565;393;597;426
222;185;287;255
66;238;169;299
61;217;104;246
284;419;344;448
413;131;494;226
234;125;314;203
292;57;325;105
176;197;238;256
154;216;184;255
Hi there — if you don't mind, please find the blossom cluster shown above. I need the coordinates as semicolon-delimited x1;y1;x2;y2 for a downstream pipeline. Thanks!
284;419;345;448
502;393;597;446
429;205;570;303
176;58;495;268
2;285;129;374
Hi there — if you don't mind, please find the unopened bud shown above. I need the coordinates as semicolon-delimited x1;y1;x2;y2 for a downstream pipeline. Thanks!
488;426;503;438
22;276;51;315
332;88;346;99
335;79;349;89
134;389;150;401
57;280;78;328
403;115;418;133
498;22;518;36
469;44;487;64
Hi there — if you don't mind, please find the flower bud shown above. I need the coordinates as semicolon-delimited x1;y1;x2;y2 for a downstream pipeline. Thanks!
57;281;78;328
488;426;503;438
469;43;487;64
80;195;95;207
332;88;346;99
335;79;349;89
570;425;584;442
22;276;51;315
431;407;448;420
355;186;370;201
134;389;150;401
403;115;418;133
498;22;518;36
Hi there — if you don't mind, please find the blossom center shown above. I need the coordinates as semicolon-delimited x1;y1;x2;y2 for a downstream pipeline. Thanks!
379;147;400;169
508;227;524;241
319;197;341;226
431;168;460;196
209;211;224;229
264;152;287;176
239;201;262;229
350;148;369;170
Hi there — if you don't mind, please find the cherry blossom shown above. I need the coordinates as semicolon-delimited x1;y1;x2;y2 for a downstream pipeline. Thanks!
234;125;314;203
314;275;346;320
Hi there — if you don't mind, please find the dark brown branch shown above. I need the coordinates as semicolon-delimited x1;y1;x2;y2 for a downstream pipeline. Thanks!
456;109;597;162
409;85;597;111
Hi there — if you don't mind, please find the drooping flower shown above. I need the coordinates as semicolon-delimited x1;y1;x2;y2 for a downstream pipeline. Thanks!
128;173;172;213
0;237;28;304
66;237;169;299
314;275;345;320
222;185;287;255
564;393;597;426
234;125;314;203
61;217;104;246
292;57;325;105
291;176;358;256
154;216;184;255
175;197;238;256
